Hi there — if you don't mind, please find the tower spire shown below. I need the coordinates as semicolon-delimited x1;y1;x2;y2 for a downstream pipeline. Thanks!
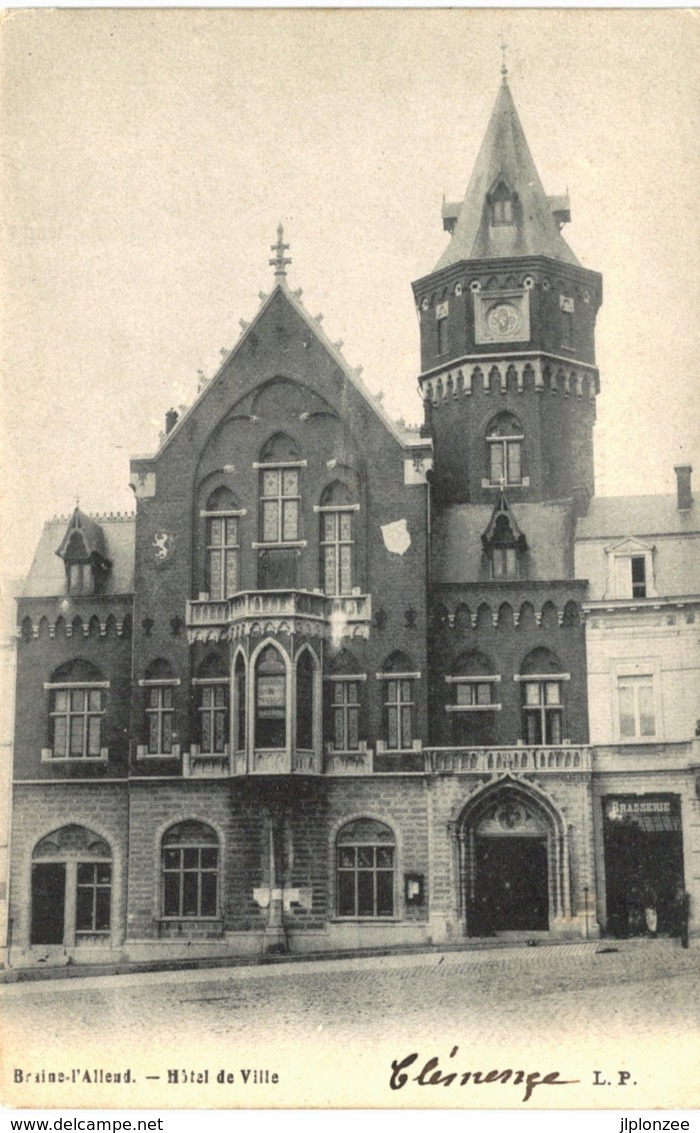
434;78;579;270
269;223;291;282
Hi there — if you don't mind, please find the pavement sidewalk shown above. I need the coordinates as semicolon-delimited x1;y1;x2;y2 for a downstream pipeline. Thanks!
0;931;692;987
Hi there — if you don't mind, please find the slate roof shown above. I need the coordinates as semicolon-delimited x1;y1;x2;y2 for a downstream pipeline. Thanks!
23;515;135;598
576;495;699;541
433;501;573;584
435;78;580;272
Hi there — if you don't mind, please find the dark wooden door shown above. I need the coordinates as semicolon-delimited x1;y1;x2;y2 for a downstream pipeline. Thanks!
475;836;549;931
31;862;66;945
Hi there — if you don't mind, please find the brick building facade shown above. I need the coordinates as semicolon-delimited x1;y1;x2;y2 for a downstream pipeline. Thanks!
8;74;698;966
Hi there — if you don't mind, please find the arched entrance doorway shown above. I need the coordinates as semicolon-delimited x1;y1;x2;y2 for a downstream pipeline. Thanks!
457;777;571;936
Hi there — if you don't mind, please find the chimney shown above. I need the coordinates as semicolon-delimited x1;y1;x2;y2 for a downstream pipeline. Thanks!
674;464;692;511
165;408;179;435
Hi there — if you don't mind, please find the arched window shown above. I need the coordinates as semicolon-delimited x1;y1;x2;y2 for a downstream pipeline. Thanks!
296;650;315;751
519;648;567;745
47;660;107;760
194;655;229;755
233;652;246;754
486;413;523;487
31;825;112;945
143;659;177;755
329;650;364;752
161;821;219;919
380;651;417;751
491;514;519;580
336;818;395;918
447;651;500;747
204;487;241;600
259;433;302;544
258;434;303;589
255;645;287;750
64;532;95;596
319;481;356;596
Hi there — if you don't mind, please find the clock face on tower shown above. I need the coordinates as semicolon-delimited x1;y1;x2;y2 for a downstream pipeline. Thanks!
486;302;521;337
474;289;530;345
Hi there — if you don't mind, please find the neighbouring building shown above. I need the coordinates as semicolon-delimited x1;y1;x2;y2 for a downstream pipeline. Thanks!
575;466;700;938
7;70;698;967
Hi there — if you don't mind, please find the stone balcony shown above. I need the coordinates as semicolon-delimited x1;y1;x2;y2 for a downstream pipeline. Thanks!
182;742;592;778
424;745;592;774
186;589;372;643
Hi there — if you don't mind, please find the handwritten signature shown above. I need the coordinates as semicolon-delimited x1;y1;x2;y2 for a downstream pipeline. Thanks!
389;1047;579;1103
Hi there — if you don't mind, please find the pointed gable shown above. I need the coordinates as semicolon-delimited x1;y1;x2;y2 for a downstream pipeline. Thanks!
481;490;528;552
55;508;109;565
435;78;579;271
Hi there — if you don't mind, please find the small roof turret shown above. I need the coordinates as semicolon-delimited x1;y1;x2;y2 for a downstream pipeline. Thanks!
435;77;579;271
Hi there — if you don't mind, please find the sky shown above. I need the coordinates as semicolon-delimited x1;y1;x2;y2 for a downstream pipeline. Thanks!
2;8;699;583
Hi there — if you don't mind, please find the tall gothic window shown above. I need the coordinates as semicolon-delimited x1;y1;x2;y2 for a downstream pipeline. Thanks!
255;645;287;750
380;651;417;751
144;658;177;755
194;655;229;755
204;487;241;600
319;481;356;596
233;652;246;754
519;648;567;745
258;434;303;590
296;649;315;751
486;413;523;486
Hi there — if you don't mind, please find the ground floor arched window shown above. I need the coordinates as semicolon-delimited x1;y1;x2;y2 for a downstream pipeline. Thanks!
31;824;112;946
336;818;395;918
161;821;219;919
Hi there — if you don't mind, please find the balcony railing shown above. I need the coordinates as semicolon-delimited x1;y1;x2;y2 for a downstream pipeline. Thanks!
183;742;591;778
186;589;372;642
424;745;592;773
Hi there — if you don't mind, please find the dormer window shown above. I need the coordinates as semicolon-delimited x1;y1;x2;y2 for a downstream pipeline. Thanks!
605;539;657;601
55;508;110;597
631;556;647;598
489;180;516;226
481;489;528;582
67;559;94;596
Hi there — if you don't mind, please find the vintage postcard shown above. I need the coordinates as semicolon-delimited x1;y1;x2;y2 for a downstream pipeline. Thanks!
1;7;699;1115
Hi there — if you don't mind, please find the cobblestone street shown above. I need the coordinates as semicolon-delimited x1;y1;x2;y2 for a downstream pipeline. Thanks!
2;939;699;1109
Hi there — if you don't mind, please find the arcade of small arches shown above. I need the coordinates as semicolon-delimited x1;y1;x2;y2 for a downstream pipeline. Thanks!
421;359;598;404
416;270;597;312
20;612;133;641
432;597;582;631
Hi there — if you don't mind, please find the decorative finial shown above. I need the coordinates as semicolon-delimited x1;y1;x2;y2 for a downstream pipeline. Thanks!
499;34;508;80
269;223;291;281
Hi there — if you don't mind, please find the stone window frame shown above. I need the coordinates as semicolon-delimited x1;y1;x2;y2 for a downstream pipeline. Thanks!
330;814;401;922
611;657;663;744
157;818;223;923
43;676;109;762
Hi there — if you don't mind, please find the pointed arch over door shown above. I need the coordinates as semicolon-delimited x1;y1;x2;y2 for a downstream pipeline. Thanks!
456;777;571;936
